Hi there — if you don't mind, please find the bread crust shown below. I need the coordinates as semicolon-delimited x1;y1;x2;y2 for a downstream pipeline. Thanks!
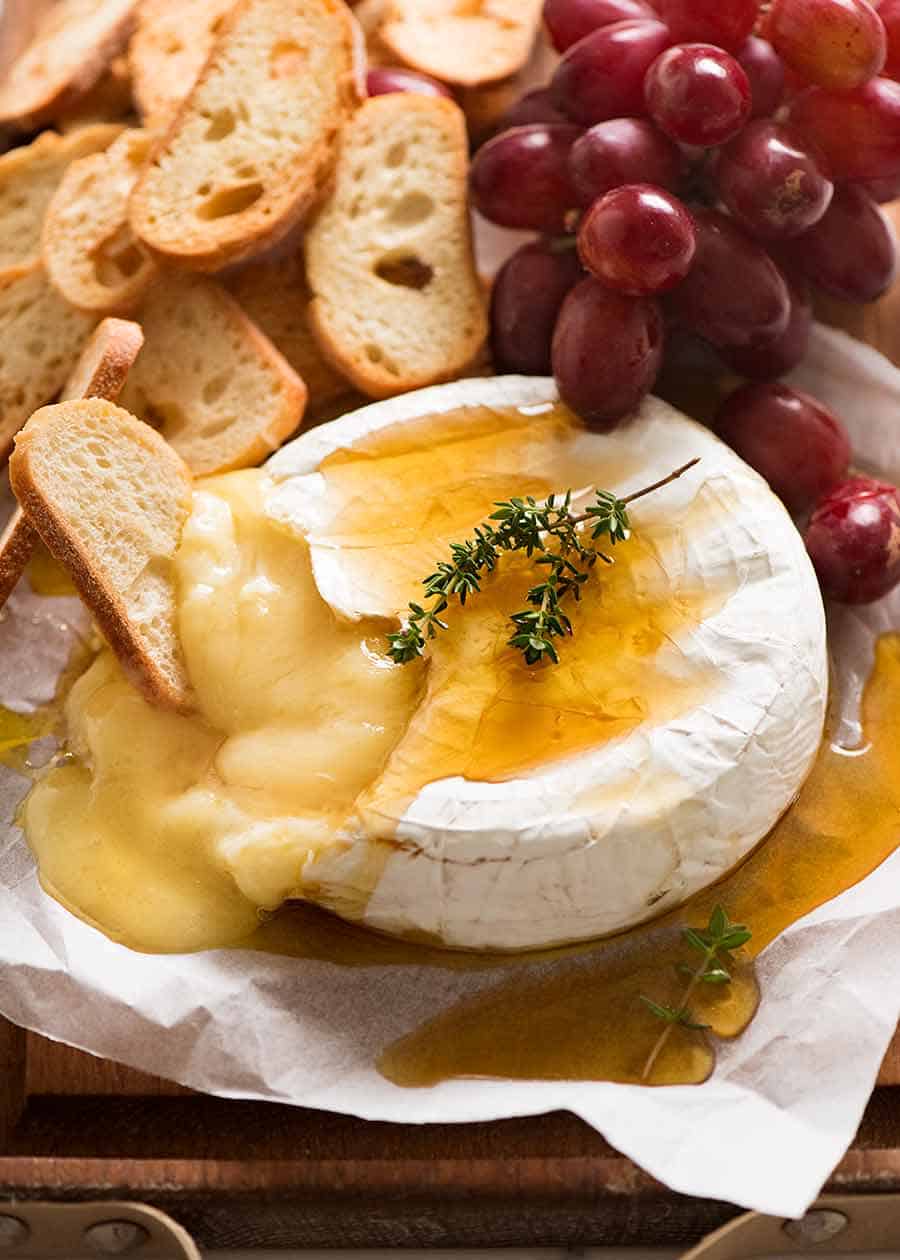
228;251;350;417
129;0;362;272
9;400;194;712
61;316;145;402
0;0;140;132
0;317;144;609
0;510;38;607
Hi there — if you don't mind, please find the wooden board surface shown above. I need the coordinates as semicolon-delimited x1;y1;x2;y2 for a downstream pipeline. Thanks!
1;1019;900;1249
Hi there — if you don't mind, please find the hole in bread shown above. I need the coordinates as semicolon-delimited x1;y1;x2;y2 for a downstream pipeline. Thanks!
198;413;236;438
385;142;407;168
202;373;230;405
147;400;190;439
387;191;435;228
374;254;433;290
197;182;264;220
163;34;183;54
205;107;236;141
364;344;399;376
270;40;307;78
94;228;146;286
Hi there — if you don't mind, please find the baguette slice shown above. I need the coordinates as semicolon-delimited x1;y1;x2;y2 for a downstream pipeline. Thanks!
0;124;124;278
129;0;237;130
305;95;487;398
0;266;97;461
120;273;307;474
0;0;139;132
43;130;158;314
61;316;146;403
9;398;193;711
228;251;350;418
129;0;361;272
0;317;145;607
379;0;543;87
0;508;38;610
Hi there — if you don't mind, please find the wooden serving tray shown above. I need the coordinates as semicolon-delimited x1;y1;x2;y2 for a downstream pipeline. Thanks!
1;1019;899;1249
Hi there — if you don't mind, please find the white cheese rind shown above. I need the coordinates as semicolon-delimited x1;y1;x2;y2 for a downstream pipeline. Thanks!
267;379;828;951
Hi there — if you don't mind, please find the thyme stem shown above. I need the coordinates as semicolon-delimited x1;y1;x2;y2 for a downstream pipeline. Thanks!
387;457;699;668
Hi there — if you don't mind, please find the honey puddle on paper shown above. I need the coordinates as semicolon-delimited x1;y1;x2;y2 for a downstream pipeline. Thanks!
4;401;900;1086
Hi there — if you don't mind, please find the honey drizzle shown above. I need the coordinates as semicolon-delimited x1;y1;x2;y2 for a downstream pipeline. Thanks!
376;635;900;1087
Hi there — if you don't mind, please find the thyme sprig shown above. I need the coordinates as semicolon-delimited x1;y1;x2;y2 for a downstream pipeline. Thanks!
640;905;753;1082
388;458;699;667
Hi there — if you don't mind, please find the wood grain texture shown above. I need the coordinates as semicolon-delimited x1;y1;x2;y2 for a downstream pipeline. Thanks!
1;1023;899;1248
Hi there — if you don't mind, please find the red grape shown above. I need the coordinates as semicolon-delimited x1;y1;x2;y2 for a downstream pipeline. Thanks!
544;0;655;51
792;183;897;301
499;88;571;130
804;477;900;602
719;274;812;380
569;118;682;207
668;209;791;348
854;171;900;201
736;36;787;117
716;121;834;240
644;44;751;147
491;240;584;375
880;0;900;76
577;184;696;294
767;0;886;92
715;384;850;514
787;78;900;179
552;278;664;428
551;20;673;125
366;67;454;99
654;0;760;50
470;125;582;232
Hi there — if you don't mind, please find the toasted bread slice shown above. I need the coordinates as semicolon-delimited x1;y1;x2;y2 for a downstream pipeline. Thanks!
0;317;144;607
228;251;350;418
0;266;97;461
0;124;124;279
120;272;306;474
129;0;236;129
129;0;361;272
0;0;139;132
379;0;543;87
305;94;487;399
10;398;193;711
0;508;38;609
61;316;146;403
43;130;158;315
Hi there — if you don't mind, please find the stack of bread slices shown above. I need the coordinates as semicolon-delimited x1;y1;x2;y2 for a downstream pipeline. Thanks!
0;0;557;706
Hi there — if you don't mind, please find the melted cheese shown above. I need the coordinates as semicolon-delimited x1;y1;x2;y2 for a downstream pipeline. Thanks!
21;378;828;953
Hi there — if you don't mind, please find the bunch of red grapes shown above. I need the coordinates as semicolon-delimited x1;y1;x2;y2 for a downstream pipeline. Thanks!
466;0;900;604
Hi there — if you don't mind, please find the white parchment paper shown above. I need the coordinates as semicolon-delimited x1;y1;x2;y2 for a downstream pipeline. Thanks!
2;323;900;1218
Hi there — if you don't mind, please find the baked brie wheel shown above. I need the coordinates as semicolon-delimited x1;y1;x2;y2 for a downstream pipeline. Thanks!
272;377;828;951
25;378;827;954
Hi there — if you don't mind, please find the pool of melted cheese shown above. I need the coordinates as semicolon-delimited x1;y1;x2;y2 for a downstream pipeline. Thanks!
20;396;821;954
